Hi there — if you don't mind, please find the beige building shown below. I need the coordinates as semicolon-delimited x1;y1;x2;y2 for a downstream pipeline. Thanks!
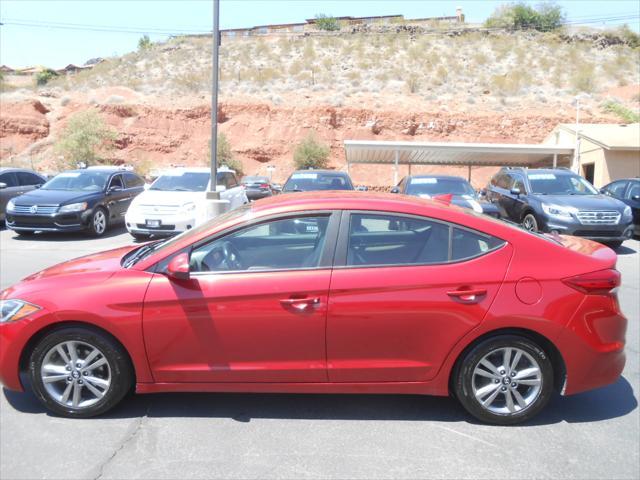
546;123;640;187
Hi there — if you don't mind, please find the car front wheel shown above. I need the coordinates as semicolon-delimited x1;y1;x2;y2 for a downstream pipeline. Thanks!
522;213;539;232
454;335;554;425
29;327;133;418
88;208;108;237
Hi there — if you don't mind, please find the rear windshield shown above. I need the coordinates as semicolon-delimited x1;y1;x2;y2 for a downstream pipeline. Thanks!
284;173;353;192
242;176;269;183
42;171;110;191
528;173;598;195
406;178;476;196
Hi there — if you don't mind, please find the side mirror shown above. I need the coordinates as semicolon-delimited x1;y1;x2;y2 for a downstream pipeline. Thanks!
0;182;7;190
390;187;400;194
167;252;191;281
356;185;368;191
478;188;487;197
510;187;521;196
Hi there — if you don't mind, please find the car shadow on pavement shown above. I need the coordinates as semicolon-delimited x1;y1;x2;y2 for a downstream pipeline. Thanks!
615;244;637;255
4;376;636;426
9;225;129;242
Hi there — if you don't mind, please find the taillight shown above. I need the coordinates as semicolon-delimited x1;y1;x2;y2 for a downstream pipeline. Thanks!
563;269;621;295
260;183;269;188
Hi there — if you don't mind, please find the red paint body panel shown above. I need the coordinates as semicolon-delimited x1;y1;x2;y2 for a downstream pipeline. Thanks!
0;192;627;402
326;245;512;382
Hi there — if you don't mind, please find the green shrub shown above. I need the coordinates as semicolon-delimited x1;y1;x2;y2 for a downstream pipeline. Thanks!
293;133;330;170
570;63;596;93
35;68;58;86
55;110;117;167
138;34;152;51
602;101;640;123
314;14;341;31
208;133;244;175
486;2;565;32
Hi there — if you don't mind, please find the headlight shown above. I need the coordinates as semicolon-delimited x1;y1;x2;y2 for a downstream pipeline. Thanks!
541;203;576;218
180;202;196;213
623;206;632;218
0;299;41;323
58;202;88;213
7;199;16;212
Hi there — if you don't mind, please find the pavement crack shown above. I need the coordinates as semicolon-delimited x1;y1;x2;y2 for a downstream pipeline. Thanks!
92;408;149;480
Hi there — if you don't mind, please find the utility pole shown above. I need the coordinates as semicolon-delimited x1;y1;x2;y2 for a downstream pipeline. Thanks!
207;0;220;200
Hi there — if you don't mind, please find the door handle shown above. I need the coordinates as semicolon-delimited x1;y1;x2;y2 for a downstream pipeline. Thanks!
280;297;321;310
447;288;487;303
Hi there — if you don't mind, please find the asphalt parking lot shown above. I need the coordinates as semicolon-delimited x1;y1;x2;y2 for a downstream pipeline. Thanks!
0;226;638;480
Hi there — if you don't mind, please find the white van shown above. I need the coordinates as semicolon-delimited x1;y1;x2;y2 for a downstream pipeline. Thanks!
125;167;247;239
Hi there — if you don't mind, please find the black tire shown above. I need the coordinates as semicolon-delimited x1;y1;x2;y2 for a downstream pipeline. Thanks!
453;335;554;425
604;241;623;250
130;232;151;241
522;213;539;232
88;207;109;237
29;326;133;418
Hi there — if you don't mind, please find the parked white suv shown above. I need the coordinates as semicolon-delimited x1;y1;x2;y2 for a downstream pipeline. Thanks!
125;167;247;239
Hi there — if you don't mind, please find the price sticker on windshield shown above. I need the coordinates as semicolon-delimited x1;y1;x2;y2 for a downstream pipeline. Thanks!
291;173;318;179
529;174;556;180
411;178;438;184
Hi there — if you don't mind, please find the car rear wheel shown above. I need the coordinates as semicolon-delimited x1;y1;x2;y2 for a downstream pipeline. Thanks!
29;327;133;418
454;335;553;425
522;213;539;232
88;208;108;237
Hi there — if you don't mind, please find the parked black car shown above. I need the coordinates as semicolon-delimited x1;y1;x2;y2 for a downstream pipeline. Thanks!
6;167;145;237
241;175;276;201
601;178;640;237
486;167;633;248
0;167;47;222
282;170;355;192
392;175;501;218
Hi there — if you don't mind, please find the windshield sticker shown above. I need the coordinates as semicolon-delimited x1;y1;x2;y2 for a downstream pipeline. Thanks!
291;173;318;179
411;178;438;184
56;172;81;178
160;171;187;177
529;173;556;180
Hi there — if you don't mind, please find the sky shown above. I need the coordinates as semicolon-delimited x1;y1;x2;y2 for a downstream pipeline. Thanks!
1;0;639;68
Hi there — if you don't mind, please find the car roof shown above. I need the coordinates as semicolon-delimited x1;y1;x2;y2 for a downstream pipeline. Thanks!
289;170;349;176
0;167;39;173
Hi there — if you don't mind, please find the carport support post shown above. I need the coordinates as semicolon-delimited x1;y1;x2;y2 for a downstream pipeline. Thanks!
553;153;557;168
394;150;399;185
205;0;229;220
467;165;471;182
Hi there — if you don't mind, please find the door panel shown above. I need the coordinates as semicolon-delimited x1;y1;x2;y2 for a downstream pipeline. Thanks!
327;245;513;382
143;269;331;383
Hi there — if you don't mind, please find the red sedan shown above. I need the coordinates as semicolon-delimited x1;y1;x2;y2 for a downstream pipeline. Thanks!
0;192;627;424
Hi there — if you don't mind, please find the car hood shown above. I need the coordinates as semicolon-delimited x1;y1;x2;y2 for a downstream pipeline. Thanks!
536;194;626;211
1;245;137;299
13;188;102;206
132;189;205;207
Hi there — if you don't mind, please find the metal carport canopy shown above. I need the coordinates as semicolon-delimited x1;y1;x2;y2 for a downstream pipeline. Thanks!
344;140;574;167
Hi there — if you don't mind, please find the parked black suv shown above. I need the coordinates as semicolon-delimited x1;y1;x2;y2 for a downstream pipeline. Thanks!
6;167;145;237
392;175;501;218
601;178;640;237
486;167;633;248
282;170;355;192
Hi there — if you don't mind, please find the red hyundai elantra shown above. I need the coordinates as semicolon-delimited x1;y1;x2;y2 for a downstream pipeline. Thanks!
0;192;627;424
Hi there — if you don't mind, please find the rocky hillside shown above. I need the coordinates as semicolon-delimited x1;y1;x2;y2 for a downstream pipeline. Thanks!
1;29;639;186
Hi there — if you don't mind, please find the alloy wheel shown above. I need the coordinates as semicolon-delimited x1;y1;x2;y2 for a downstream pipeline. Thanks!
40;340;112;409
471;347;542;416
93;210;106;235
522;215;537;232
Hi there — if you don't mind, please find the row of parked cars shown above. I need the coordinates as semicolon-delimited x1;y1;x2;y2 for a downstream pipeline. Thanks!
1;165;638;247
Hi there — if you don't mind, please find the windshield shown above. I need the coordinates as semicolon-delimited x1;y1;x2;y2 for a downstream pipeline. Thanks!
242;176;269;184
529;173;598;195
123;203;253;267
150;172;210;192
42;171;110;191
406;178;476;197
283;173;353;192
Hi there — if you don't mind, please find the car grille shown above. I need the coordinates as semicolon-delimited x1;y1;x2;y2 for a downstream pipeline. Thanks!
8;215;58;227
12;204;58;214
136;223;176;231
576;211;620;225
137;205;180;215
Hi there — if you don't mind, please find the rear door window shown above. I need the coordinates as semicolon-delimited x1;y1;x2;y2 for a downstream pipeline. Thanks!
16;172;43;186
345;213;505;267
124;172;145;188
0;172;18;187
